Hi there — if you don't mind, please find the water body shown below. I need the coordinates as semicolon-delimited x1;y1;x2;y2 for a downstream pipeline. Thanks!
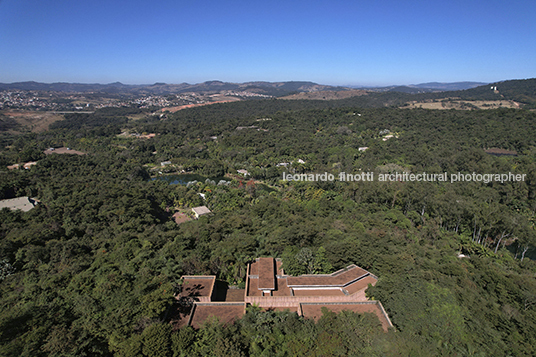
151;174;227;185
151;174;276;194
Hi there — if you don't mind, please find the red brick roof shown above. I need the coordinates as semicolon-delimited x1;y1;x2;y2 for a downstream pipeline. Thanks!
293;288;345;297
300;301;392;331
188;303;246;329
263;306;299;313
287;265;368;287
224;289;245;302
174;258;391;331
246;262;376;297
272;278;292;296
179;276;215;301
343;275;377;295
276;260;284;275
256;258;276;290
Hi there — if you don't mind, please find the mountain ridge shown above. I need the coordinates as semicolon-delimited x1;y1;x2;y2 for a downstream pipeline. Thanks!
2;79;535;107
0;80;350;97
411;81;487;90
0;80;490;96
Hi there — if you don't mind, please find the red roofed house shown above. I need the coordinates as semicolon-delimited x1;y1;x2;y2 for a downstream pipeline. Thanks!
173;257;392;330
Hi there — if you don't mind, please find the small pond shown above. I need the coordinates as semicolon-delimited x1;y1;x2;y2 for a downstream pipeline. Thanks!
151;174;228;185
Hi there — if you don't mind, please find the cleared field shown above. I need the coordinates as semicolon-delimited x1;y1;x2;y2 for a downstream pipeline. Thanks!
162;97;241;113
402;99;519;110
126;113;147;120
1;110;64;132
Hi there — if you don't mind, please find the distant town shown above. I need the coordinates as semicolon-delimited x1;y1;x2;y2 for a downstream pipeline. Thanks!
0;89;272;111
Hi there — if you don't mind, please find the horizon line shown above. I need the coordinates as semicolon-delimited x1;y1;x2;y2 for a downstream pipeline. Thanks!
0;78;517;88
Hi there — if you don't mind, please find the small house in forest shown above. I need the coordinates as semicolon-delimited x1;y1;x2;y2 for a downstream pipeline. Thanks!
0;197;38;212
192;206;211;219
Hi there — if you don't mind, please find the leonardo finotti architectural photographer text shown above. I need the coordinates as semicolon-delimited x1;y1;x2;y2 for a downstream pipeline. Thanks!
282;171;526;184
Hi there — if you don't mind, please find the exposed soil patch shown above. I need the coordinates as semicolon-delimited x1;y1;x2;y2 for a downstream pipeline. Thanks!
172;211;192;225
484;148;518;156
162;98;241;113
44;147;86;155
1;110;64;132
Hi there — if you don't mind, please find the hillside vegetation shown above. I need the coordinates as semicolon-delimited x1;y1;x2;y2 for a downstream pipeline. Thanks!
404;78;536;109
1;81;536;356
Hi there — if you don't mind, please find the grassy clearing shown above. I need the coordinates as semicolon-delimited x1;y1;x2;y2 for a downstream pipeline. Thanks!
2;110;64;132
402;99;519;110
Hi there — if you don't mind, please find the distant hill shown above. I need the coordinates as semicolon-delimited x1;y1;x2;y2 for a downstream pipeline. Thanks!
387;78;536;109
386;86;437;94
459;78;536;106
365;81;488;94
0;80;351;97
412;82;487;91
0;81;142;93
2;78;535;108
327;78;536;109
281;89;369;100
404;78;536;108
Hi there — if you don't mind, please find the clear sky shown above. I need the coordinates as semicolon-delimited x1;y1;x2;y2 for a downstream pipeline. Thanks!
0;0;534;86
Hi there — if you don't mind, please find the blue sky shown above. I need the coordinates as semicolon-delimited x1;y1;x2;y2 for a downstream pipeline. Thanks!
0;0;534;86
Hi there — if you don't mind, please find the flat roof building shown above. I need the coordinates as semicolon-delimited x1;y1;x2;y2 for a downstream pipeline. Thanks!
192;206;211;219
0;197;38;212
173;257;392;331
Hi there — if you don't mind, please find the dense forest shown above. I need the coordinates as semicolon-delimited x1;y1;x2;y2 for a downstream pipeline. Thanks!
1;86;536;356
